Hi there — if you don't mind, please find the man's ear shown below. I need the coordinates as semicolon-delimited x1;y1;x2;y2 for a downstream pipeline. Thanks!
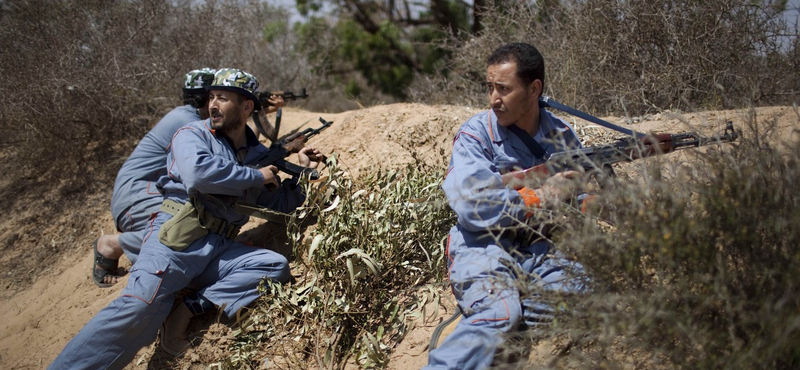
530;79;543;99
242;99;254;116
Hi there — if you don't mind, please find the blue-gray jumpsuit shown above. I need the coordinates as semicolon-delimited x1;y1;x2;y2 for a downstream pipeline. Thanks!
424;109;586;370
49;120;304;370
110;104;200;263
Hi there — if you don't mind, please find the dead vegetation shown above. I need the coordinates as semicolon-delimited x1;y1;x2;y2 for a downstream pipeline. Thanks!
1;0;799;369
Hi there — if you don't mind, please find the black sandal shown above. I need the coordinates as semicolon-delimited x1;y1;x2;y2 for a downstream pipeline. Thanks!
92;238;123;288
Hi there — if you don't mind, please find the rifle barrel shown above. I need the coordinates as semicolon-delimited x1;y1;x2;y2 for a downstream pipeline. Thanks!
503;121;738;188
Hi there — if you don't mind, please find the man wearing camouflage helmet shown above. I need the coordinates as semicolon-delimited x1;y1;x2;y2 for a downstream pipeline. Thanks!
49;68;319;369
93;68;286;288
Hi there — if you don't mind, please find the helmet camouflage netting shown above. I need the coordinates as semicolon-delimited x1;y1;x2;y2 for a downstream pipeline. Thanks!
208;68;262;111
183;68;217;91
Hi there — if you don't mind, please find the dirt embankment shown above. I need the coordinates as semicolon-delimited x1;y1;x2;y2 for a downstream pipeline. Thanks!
0;103;796;369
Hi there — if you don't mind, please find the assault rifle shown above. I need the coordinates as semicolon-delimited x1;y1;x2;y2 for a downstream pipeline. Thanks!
257;88;309;107
253;117;333;181
502;121;738;190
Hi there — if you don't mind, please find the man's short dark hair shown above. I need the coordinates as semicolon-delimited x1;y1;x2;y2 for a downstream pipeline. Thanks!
487;43;545;91
183;91;209;109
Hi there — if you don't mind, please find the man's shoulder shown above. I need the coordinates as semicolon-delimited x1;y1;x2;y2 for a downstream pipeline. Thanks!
163;104;199;119
154;105;200;127
175;118;209;137
542;109;566;125
542;109;582;148
458;110;492;134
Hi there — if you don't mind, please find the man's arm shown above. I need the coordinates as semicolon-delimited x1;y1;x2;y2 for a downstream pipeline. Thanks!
443;131;534;232
168;126;264;196
252;146;322;213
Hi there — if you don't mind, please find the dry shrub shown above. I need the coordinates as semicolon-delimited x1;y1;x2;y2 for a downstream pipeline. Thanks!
0;0;310;289
227;157;455;369
0;0;305;176
529;111;800;369
414;0;799;115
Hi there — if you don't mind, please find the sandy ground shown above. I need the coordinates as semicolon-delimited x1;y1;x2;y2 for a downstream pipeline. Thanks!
0;102;797;369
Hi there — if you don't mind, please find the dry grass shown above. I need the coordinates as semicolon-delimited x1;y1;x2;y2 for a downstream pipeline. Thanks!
413;0;799;116
525;112;800;369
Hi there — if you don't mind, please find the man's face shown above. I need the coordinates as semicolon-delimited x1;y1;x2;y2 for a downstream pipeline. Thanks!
208;90;245;132
486;61;540;127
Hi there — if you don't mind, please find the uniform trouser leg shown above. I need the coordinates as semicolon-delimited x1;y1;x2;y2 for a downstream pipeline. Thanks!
47;256;182;370
49;215;217;370
424;241;585;370
516;241;585;328
424;243;522;370
188;241;291;318
114;194;161;264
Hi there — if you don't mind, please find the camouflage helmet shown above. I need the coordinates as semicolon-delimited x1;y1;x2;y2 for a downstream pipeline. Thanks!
207;68;261;112
182;68;216;92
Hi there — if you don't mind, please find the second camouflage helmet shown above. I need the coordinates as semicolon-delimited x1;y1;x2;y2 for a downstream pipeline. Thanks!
207;68;261;112
182;68;217;91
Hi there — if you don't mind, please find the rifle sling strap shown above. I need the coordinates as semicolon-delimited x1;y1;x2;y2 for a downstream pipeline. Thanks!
251;112;272;140
508;124;547;160
233;201;290;225
160;198;288;232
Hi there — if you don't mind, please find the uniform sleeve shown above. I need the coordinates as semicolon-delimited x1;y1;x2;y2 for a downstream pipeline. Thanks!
168;127;265;196
442;130;532;233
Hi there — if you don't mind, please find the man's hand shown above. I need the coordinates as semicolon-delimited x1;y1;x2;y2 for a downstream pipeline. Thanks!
298;146;322;169
259;165;280;188
534;170;584;206
265;95;285;114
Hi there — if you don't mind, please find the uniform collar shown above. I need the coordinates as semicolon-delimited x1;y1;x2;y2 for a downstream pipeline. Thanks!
202;119;217;136
489;108;557;143
243;124;261;147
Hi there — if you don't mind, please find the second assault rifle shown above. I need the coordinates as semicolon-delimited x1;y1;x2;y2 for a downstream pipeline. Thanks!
254;88;311;142
502;121;739;190
253;117;333;181
257;88;309;107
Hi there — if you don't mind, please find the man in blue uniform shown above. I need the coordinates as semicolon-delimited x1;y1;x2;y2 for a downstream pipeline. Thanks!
423;43;587;370
93;68;216;287
50;68;320;369
93;68;285;287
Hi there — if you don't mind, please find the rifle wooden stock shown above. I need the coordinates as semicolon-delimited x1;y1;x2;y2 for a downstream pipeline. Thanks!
281;134;307;154
501;164;550;190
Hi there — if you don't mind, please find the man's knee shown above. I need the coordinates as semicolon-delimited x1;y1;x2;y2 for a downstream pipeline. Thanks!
271;254;291;283
461;293;523;331
247;249;291;283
